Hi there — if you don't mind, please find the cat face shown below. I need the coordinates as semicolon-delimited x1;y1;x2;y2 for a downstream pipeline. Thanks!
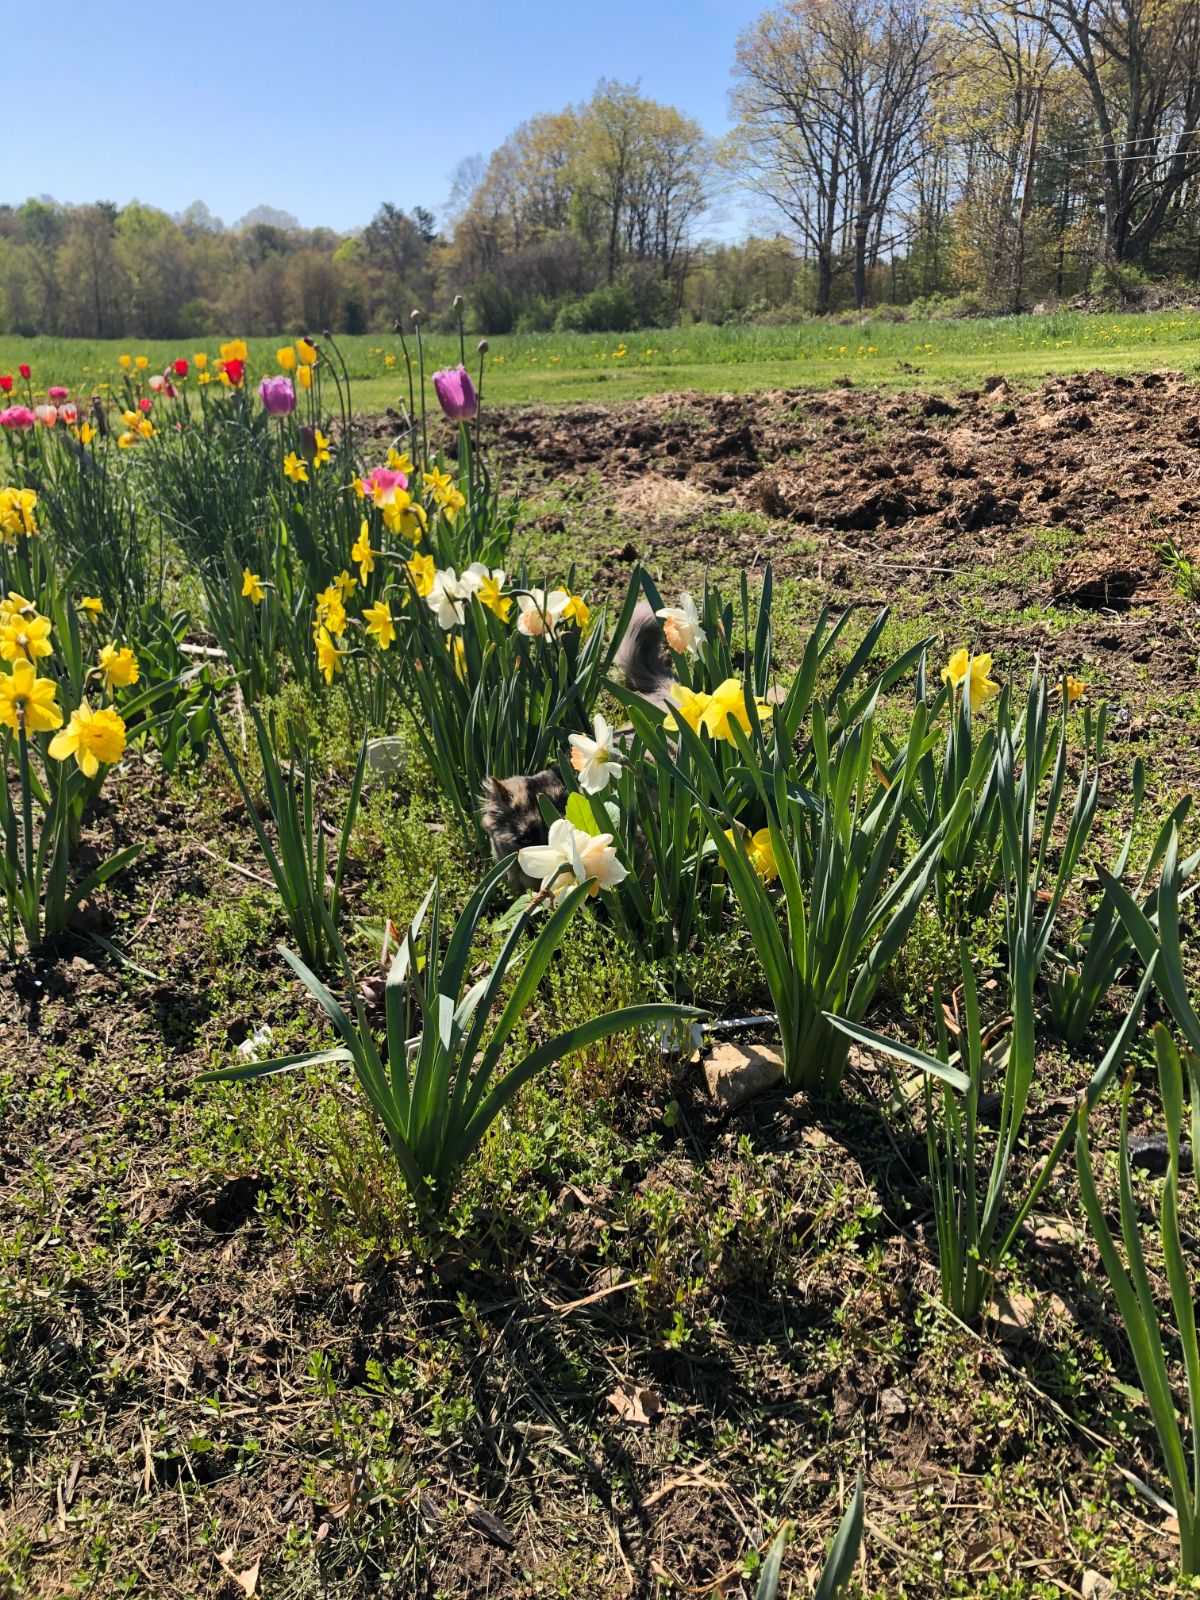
479;770;567;884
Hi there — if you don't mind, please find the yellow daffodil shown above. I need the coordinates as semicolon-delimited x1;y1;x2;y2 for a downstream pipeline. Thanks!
276;346;296;371
315;626;344;683
351;524;376;585
311;429;331;469
477;573;512;622
121;410;140;429
386;446;413;474
450;634;466;680
333;568;356;600
314;586;347;638
440;485;467;525
98;643;140;690
296;337;318;367
407;551;435;598
0;487;38;538
80;596;104;617
699;678;768;742
219;339;248;364
560;593;591;631
363;598;396;650
0;611;53;663
49;701;126;777
422;466;453;498
79;422;96;445
663;683;711;735
283;451;308;483
0;659;62;735
942;648;1000;714
746;827;779;882
1064;675;1087;705
117;431;138;449
382;492;427;542
136;418;154;439
242;568;265;604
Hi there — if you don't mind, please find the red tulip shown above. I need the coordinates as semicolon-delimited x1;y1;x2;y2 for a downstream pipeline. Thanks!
18;364;31;380
224;358;245;386
0;376;11;393
138;397;152;413
173;358;188;377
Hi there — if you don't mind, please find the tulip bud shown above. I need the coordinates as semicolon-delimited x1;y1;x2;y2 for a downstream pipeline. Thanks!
258;375;296;416
298;422;318;462
453;294;463;309
410;309;422;323
431;364;478;422
477;339;489;354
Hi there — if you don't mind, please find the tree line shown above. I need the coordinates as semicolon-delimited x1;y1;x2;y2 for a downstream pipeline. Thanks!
3;3;1200;339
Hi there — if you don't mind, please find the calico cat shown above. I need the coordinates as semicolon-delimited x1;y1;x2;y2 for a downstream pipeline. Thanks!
480;601;671;883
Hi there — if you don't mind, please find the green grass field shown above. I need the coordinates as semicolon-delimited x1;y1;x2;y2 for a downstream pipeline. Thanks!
4;307;1200;410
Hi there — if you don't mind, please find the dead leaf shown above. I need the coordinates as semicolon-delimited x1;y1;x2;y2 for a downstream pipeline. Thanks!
217;1548;261;1597
1082;1570;1115;1600
465;1502;516;1548
607;1385;663;1426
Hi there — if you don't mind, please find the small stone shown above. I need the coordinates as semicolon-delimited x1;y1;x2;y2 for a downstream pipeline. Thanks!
703;1042;785;1109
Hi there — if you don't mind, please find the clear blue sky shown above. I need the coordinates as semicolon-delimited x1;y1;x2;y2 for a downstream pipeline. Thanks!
8;0;765;236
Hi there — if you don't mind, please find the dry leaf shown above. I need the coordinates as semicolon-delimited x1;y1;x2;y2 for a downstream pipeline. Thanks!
608;1385;663;1426
217;1548;260;1597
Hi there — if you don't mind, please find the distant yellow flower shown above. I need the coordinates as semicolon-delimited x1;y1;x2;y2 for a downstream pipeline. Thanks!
311;429;331;468
49;701;127;778
332;568;356;600
276;346;296;370
117;431;138;449
1064;675;1087;705
219;339;248;364
315;626;344;683
0;610;53;663
363;598;396;650
121;410;140;428
663;683;711;735
136;418;154;439
314;585;347;638
118;354;132;369
560;593;590;631
477;573;512;622
422;467;453;498
297;365;313;390
386;447;413;474
440;485;467;524
197;373;211;386
283;451;308;483
98;643;140;690
79;422;96;445
0;659;62;735
351;524;376;585
242;568;265;604
80;596;104;617
135;355;148;370
296;337;318;367
194;352;208;370
407;551;436;598
942;649;1000;714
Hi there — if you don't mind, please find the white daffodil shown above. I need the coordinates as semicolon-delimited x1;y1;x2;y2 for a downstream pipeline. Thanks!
569;712;620;794
518;817;627;902
460;561;507;595
426;566;466;630
656;591;706;655
516;587;569;638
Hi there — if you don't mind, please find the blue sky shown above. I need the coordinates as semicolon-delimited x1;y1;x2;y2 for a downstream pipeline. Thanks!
9;0;765;236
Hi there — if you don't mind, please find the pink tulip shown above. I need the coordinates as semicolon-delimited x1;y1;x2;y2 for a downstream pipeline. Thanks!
431;364;477;422
360;465;408;503
0;405;36;429
35;404;58;426
60;402;79;425
48;386;69;402
149;374;165;393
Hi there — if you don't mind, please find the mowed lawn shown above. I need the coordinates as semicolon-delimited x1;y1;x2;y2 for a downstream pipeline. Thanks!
3;308;1200;409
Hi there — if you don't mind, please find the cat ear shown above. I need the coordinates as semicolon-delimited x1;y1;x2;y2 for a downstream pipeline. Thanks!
487;776;509;802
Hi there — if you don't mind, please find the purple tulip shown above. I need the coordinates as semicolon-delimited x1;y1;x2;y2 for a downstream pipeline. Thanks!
258;375;296;416
431;364;478;422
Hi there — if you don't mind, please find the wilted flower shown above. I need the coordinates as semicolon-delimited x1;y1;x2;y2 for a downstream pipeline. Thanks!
0;406;36;430
432;364;478;422
258;375;296;415
50;702;127;777
518;818;627;903
242;568;265;604
657;593;705;655
570;713;620;793
942;648;1000;715
0;658;62;734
